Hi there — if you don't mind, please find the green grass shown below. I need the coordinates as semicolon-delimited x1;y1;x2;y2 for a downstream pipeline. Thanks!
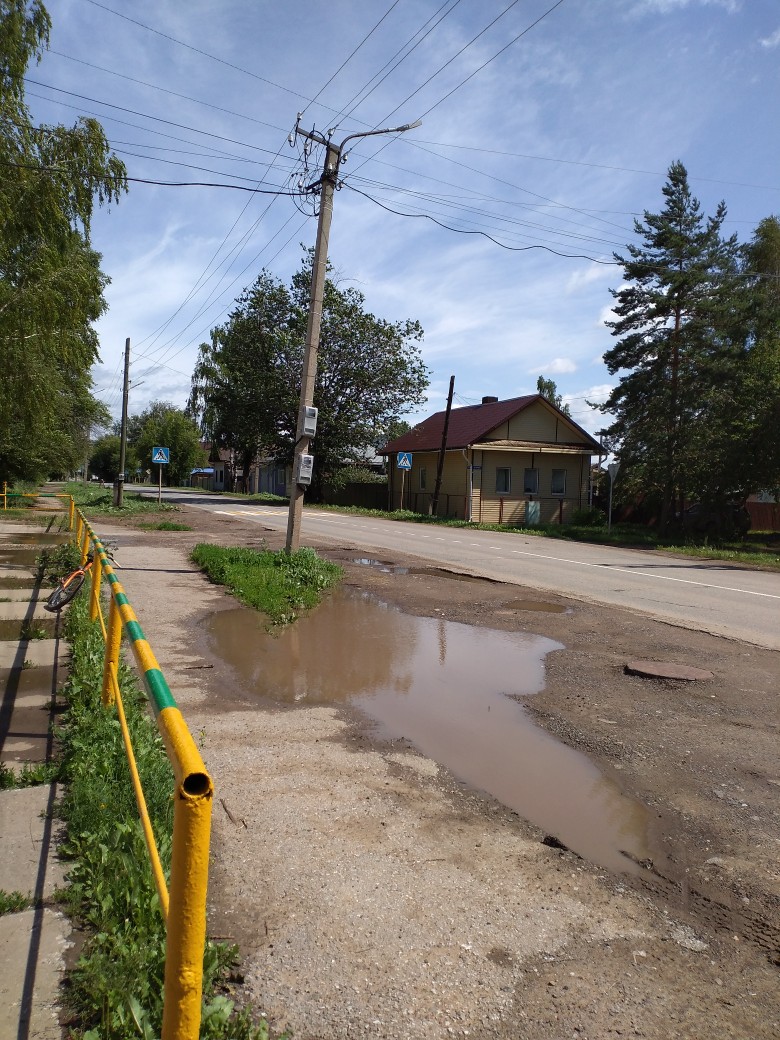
64;481;177;518
191;544;342;625
57;592;278;1039
137;520;193;531
311;503;780;570
0;890;31;915
0;759;61;790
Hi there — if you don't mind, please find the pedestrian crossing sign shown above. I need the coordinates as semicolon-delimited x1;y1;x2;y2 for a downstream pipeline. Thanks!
152;446;170;464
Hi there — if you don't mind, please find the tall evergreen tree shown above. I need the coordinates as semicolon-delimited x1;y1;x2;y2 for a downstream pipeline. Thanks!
598;161;740;528
0;0;126;480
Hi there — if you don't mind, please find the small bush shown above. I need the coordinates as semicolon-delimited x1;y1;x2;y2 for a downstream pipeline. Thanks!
570;507;607;527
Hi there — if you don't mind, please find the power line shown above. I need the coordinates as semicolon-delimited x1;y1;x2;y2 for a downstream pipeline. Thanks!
345;183;617;263
332;0;466;127
81;0;313;105
411;138;780;196
300;0;404;119
48;49;284;134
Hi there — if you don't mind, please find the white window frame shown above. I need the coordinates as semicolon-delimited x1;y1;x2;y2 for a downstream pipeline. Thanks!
419;467;427;491
523;468;539;495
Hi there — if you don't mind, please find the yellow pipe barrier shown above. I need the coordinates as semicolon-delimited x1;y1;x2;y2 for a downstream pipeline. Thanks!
75;513;213;1040
88;552;102;623
108;660;170;921
102;598;122;708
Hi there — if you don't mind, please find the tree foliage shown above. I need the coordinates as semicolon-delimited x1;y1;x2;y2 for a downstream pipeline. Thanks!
190;253;429;500
597;161;748;527
536;376;571;416
129;402;205;486
0;0;127;481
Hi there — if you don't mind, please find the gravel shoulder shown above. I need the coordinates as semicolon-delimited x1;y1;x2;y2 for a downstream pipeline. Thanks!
100;504;779;1040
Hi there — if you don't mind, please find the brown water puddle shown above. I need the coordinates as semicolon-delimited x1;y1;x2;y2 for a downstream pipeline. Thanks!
0;549;39;567
208;592;651;873
0;533;67;546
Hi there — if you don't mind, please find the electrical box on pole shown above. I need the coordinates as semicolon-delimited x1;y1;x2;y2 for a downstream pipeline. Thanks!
302;406;318;437
296;454;314;486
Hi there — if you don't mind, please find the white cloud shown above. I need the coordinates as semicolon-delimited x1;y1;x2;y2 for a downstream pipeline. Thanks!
562;384;615;435
633;0;740;12
564;266;614;293
759;28;780;49
529;357;577;375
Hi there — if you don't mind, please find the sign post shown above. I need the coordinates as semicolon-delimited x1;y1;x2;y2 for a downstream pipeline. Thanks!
396;452;412;511
607;460;620;533
152;446;170;505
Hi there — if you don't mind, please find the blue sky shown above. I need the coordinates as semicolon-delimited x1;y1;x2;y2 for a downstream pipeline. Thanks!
27;0;780;435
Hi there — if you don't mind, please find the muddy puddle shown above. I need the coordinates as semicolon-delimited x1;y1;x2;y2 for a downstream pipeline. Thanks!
0;533;67;546
208;591;651;873
0;549;40;568
352;558;497;583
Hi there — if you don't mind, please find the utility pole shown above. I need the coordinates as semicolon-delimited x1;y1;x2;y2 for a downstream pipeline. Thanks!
430;375;454;517
115;337;130;508
285;116;422;552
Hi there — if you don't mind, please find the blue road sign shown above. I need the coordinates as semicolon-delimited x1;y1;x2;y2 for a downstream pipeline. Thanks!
396;452;412;470
152;446;170;464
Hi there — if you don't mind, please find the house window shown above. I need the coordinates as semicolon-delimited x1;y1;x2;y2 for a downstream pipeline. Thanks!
551;468;566;496
523;468;538;495
496;467;511;494
419;467;427;490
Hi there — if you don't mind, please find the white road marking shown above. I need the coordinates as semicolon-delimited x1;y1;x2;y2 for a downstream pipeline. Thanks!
507;547;780;600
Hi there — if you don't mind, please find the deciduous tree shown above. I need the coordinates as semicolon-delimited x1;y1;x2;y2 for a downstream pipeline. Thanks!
130;402;205;487
0;0;126;480
190;253;429;500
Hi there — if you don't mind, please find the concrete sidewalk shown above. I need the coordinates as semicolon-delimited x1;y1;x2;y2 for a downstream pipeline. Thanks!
0;515;71;1040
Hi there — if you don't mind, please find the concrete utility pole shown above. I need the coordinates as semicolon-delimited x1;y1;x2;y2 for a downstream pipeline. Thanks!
115;337;130;508
285;117;422;552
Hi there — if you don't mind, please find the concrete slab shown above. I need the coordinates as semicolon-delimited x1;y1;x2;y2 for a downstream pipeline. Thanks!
0;785;66;896
1;700;56;764
0;601;58;620
0;907;70;1040
0;641;66;670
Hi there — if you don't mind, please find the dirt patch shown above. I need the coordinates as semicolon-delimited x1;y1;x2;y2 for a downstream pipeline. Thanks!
103;505;780;1039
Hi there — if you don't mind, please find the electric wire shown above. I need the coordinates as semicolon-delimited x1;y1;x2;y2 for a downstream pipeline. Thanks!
330;0;465;128
298;0;404;120
345;183;617;263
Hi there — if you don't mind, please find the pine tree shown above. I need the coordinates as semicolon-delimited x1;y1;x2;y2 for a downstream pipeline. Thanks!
598;161;740;528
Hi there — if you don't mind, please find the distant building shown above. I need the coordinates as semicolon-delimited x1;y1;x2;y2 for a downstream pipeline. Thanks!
382;394;600;524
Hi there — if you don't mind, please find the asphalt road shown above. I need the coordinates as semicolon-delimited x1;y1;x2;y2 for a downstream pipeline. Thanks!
154;489;780;651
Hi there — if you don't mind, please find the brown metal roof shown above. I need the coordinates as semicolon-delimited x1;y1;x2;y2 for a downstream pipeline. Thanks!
383;395;599;453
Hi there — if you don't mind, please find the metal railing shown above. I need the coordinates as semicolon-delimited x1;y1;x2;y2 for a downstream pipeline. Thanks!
66;500;214;1040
